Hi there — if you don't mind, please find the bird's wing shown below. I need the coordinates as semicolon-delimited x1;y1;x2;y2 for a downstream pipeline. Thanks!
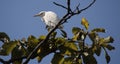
45;11;59;23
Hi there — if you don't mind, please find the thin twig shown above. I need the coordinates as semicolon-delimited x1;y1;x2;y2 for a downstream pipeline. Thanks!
79;0;96;13
53;2;68;10
73;3;80;13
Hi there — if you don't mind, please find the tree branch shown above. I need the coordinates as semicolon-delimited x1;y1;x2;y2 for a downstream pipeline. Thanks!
23;0;96;64
67;0;72;13
53;2;68;10
75;0;96;14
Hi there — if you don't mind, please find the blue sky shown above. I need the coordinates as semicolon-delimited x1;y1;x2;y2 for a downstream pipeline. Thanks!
0;0;120;64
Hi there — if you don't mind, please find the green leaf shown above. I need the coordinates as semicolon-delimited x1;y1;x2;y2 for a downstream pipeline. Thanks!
39;35;46;41
77;58;82;64
27;35;39;47
11;45;26;64
106;45;115;51
36;48;49;63
0;32;10;43
104;36;114;43
37;40;57;63
51;32;57;38
51;53;64;64
55;37;66;45
72;27;81;35
105;52;110;64
91;45;101;56
0;41;17;55
12;61;21;64
99;38;107;46
72;29;86;41
63;57;82;64
59;41;78;56
81;17;89;30
26;35;39;58
91;28;105;33
66;41;78;51
103;47;111;64
95;45;101;56
79;41;84;50
88;32;98;42
99;36;114;46
72;32;80;41
63;57;73;64
36;56;42;63
83;55;97;64
28;35;36;41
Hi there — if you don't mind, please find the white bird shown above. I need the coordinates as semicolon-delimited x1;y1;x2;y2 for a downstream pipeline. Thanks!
34;11;62;30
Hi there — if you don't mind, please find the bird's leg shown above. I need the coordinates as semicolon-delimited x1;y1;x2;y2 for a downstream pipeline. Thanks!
49;21;55;28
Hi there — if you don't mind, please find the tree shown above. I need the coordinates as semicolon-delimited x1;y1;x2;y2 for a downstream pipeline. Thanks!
0;0;115;64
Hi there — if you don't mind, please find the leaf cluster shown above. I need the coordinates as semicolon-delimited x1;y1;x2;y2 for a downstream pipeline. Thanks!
0;18;115;64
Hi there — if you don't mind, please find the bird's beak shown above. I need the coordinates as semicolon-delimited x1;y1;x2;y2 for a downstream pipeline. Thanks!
34;14;40;17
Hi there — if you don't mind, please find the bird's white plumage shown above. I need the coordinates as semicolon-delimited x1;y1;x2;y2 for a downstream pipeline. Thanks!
34;11;60;28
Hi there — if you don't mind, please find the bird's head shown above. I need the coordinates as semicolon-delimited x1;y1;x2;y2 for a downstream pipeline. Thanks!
34;11;46;17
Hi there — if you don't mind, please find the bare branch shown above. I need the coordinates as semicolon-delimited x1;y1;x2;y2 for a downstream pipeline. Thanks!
61;0;96;24
73;3;80;12
53;2;68;10
67;0;72;13
80;0;96;12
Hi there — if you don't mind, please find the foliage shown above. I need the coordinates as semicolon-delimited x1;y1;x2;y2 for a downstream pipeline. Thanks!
0;18;115;64
0;0;115;64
